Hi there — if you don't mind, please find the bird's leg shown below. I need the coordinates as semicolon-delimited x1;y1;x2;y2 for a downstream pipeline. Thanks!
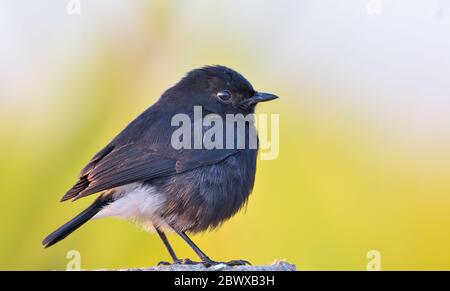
175;230;214;265
155;226;181;265
175;229;251;267
155;226;202;265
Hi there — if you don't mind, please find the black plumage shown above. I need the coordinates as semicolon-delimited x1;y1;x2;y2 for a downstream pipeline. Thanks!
43;65;278;266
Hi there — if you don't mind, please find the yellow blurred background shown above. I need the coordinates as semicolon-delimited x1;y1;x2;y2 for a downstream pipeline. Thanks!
1;0;450;270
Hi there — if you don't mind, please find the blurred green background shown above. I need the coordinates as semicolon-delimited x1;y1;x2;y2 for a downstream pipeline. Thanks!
1;0;450;270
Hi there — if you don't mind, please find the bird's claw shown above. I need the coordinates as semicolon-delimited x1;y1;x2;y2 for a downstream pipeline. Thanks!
158;258;251;267
176;258;200;265
201;259;251;267
158;258;200;266
224;259;251;266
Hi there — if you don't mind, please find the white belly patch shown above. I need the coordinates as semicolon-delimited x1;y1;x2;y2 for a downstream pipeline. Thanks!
93;183;169;231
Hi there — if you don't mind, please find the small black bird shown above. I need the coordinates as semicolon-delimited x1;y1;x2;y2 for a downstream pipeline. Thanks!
43;65;278;266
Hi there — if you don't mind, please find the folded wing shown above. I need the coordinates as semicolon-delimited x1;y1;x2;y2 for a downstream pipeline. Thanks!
61;140;238;202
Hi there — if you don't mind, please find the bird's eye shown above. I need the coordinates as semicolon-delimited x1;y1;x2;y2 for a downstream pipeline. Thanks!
216;90;232;103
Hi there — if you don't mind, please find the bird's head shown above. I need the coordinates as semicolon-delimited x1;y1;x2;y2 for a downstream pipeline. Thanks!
164;65;278;115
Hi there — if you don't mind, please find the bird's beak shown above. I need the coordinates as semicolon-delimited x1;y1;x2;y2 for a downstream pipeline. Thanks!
251;92;279;103
240;92;279;108
239;92;279;109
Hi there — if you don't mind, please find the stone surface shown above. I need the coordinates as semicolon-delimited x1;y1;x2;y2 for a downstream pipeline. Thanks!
109;260;296;271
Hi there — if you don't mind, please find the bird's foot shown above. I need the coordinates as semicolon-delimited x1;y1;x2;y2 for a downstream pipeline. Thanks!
223;259;252;266
158;258;201;266
201;259;251;267
158;258;251;267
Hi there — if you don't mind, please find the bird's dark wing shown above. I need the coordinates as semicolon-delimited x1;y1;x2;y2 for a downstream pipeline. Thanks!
61;137;238;202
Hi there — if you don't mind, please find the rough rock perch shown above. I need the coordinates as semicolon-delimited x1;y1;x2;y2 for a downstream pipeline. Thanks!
115;260;296;271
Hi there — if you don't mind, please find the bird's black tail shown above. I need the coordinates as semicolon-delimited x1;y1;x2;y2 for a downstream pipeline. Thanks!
42;196;110;248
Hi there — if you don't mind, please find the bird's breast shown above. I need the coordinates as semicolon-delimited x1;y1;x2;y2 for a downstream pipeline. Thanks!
154;149;258;232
